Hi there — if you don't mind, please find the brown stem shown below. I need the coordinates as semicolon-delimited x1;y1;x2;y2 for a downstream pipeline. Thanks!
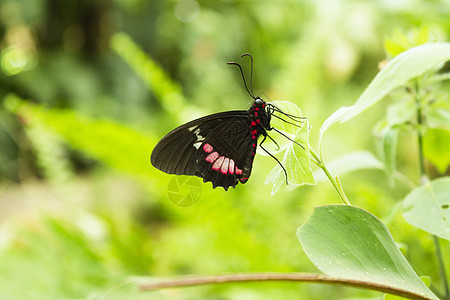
138;272;435;300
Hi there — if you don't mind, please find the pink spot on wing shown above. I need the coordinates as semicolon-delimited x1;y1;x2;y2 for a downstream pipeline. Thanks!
255;112;258;117
256;119;260;124
229;159;235;174
203;143;213;153
235;167;243;175
212;156;224;171
251;121;256;126
205;152;219;163
221;158;230;174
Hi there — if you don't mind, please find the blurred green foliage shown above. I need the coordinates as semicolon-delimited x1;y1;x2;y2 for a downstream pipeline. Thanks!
0;0;449;299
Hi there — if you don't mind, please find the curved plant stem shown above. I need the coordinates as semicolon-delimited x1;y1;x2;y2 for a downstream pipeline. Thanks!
433;235;450;300
309;146;351;205
137;272;435;300
413;80;449;299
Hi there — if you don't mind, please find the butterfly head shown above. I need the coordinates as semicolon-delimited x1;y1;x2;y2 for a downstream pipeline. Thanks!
250;97;271;130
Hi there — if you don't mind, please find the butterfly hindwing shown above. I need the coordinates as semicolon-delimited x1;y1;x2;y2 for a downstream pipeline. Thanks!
151;111;254;189
195;117;255;190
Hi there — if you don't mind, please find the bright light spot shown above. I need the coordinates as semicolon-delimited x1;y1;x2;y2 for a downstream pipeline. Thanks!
174;0;199;23
1;46;35;76
325;39;358;82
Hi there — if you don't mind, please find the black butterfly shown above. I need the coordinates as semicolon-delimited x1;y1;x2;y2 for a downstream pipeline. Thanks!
151;54;303;190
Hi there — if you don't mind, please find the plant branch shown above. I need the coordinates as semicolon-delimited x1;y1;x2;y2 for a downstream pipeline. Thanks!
413;80;427;185
413;80;449;299
309;146;351;205
137;272;435;300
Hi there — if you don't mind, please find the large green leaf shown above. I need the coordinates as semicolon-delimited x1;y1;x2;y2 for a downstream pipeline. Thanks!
298;205;438;299
402;177;450;240
318;43;450;156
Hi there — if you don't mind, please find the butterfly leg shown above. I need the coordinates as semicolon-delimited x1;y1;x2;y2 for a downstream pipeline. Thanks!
269;127;305;150
266;134;281;151
271;113;303;128
259;134;289;185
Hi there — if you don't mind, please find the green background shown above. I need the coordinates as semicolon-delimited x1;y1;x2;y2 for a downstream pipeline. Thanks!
0;0;448;299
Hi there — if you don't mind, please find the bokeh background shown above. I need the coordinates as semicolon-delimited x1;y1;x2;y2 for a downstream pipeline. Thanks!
0;0;449;299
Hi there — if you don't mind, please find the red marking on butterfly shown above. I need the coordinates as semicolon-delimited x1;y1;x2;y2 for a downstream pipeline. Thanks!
220;158;230;174
205;151;219;163
203;143;213;153
212;156;225;170
229;159;235;174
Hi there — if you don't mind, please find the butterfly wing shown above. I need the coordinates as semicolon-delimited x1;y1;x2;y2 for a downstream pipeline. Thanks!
195;115;256;190
151;111;256;190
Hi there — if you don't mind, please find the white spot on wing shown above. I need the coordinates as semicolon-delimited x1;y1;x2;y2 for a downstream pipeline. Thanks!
189;126;204;149
193;128;203;142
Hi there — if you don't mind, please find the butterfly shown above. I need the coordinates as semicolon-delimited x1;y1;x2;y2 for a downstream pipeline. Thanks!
151;54;303;190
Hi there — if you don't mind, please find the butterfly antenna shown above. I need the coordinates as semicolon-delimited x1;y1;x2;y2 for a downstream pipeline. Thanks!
240;53;255;99
227;58;255;99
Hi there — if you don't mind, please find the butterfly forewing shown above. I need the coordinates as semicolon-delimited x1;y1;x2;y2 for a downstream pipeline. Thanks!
151;96;272;191
151;111;255;190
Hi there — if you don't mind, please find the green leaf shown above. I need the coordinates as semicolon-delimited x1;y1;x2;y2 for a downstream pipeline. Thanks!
384;26;432;59
313;151;383;182
428;107;450;130
381;128;399;185
385;99;416;127
402;177;450;240
265;118;315;195
384;38;407;58
318;43;450;156
298;205;438;300
423;128;450;174
8;96;158;182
